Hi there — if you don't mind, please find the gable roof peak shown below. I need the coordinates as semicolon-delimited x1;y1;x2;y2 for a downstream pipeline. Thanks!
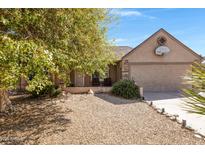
156;28;169;34
121;28;203;60
159;28;166;31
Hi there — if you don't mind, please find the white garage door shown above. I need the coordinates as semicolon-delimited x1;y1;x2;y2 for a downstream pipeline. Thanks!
130;64;190;92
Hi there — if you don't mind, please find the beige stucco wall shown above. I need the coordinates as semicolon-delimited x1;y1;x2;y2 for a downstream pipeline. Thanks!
122;30;201;91
130;64;191;91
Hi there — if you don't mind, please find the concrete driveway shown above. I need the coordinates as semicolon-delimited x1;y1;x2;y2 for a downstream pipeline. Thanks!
144;92;205;137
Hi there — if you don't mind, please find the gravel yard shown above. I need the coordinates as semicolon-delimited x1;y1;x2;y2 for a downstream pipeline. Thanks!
0;93;205;144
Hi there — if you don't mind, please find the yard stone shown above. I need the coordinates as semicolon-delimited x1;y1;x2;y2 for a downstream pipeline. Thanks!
38;94;205;144
194;134;203;139
1;93;204;144
60;99;65;103
165;113;172;117
176;117;183;124
170;116;176;121
88;89;94;95
157;108;162;113
0;118;5;123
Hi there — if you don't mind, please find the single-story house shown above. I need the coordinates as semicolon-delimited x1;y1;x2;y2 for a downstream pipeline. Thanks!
18;28;203;92
69;46;133;87
69;28;203;92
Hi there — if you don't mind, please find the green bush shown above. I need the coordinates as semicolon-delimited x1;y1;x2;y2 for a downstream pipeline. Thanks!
30;85;61;98
112;79;140;99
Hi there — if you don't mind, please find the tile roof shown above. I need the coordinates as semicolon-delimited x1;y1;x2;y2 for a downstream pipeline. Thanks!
111;46;133;60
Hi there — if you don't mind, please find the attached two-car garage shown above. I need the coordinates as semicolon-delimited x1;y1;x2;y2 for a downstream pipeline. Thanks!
129;63;191;91
121;29;202;92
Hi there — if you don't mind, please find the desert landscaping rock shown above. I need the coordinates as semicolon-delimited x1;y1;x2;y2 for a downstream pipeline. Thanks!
185;126;194;131
0;93;204;144
88;89;94;95
170;116;176;121
156;108;162;113
194;134;203;139
176;117;183;124
39;94;204;144
0;118;5;123
165;113;172;117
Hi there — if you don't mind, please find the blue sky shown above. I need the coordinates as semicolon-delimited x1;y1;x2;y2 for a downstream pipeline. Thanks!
108;8;205;56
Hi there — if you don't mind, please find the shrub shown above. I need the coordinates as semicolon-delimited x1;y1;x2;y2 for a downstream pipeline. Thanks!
30;85;61;98
183;62;205;115
112;79;140;99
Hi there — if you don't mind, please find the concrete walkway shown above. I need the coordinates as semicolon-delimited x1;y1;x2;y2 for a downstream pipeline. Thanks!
144;92;205;137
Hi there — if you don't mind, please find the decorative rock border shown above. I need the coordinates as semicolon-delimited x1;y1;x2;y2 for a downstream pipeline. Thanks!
143;99;205;140
64;86;112;94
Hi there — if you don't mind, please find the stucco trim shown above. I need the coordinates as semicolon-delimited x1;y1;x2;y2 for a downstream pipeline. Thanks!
121;28;203;60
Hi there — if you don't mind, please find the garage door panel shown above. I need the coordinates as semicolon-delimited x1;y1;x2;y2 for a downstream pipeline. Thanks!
130;64;190;92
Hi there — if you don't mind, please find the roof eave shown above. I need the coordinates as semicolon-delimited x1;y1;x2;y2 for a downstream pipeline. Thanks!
121;28;203;60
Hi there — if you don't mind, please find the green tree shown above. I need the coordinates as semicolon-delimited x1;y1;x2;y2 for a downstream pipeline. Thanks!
183;62;205;115
0;9;115;111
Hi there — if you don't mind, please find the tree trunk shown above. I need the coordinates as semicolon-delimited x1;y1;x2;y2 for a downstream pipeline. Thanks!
0;90;11;112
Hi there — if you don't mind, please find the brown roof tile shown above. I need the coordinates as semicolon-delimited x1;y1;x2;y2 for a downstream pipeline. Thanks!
111;46;133;60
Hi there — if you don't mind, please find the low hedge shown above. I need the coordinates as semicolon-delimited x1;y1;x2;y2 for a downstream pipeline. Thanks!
111;79;140;99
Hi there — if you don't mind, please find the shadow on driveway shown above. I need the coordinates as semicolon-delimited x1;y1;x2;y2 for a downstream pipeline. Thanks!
144;91;184;101
94;93;138;105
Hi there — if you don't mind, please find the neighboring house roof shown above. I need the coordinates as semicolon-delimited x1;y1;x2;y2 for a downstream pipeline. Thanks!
121;28;203;60
111;46;133;60
202;57;205;64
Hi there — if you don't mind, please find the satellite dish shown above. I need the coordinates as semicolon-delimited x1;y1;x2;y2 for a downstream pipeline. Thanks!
155;46;170;56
